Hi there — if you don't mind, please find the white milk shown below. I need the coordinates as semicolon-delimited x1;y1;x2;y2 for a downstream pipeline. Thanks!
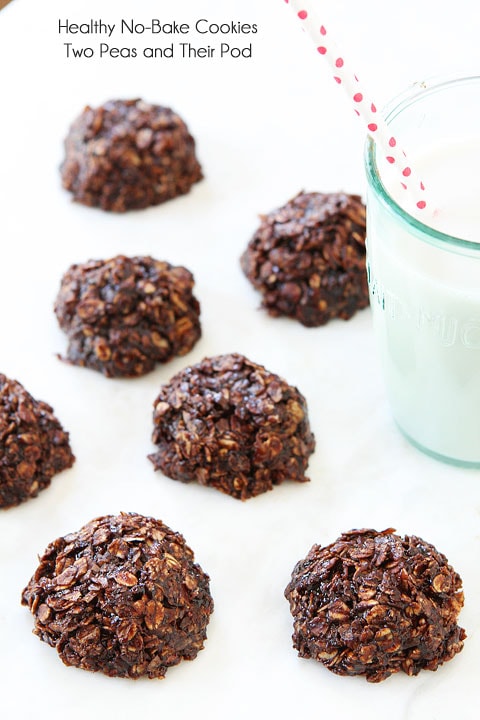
367;139;480;464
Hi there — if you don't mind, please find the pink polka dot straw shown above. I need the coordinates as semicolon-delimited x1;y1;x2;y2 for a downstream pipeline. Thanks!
283;0;427;211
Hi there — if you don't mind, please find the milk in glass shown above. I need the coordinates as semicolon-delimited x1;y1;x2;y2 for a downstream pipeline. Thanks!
366;122;480;465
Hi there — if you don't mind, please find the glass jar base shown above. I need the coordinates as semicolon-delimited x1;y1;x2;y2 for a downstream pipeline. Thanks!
397;424;480;469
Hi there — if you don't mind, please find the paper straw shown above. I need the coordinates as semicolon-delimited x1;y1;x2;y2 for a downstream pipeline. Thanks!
283;0;427;211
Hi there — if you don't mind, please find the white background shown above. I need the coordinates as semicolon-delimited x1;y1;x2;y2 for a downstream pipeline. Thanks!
0;1;479;718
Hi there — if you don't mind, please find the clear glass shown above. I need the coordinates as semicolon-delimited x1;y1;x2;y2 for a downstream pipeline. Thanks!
365;75;480;466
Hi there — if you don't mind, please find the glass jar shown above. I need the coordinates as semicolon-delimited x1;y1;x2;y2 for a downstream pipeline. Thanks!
365;75;480;466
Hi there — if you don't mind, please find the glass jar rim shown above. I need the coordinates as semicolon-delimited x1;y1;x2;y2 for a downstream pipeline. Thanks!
364;74;480;253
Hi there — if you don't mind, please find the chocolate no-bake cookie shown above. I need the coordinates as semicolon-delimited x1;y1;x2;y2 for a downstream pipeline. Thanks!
21;512;214;679
54;255;201;378
149;352;315;500
0;374;74;509
61;99;202;212
241;192;368;327
285;528;466;682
